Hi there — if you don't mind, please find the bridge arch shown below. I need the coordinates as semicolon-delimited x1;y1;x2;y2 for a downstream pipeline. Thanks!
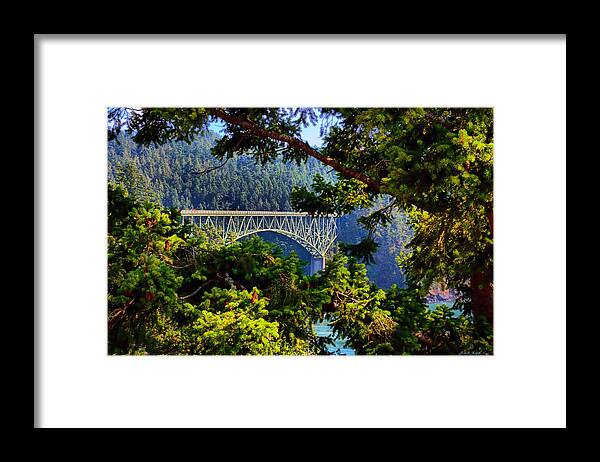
180;210;337;274
235;229;320;257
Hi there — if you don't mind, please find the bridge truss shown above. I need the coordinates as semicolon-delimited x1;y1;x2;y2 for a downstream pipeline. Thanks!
180;210;337;271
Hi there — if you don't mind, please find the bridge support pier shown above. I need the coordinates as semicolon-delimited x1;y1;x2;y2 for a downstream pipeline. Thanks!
309;255;326;276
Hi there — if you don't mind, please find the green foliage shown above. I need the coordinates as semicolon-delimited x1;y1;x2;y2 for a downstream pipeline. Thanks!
108;182;490;355
107;181;188;353
108;181;330;355
337;238;380;265
291;174;373;215
398;203;492;306
109;107;211;146
317;256;491;355
335;198;412;288
113;160;156;203
299;108;493;322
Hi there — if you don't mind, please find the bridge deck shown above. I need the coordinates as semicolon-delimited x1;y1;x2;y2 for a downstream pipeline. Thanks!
180;210;332;217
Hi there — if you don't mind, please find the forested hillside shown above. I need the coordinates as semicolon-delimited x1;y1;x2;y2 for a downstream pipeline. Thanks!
108;131;335;210
108;131;410;288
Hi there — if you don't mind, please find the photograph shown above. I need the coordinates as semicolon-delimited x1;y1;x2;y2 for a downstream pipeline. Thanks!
106;107;494;355
36;35;566;429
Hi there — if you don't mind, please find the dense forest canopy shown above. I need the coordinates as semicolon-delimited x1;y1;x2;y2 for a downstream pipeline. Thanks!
108;131;336;210
108;181;490;355
107;107;493;354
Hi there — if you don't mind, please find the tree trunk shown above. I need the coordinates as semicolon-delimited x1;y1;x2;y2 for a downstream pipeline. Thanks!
471;267;493;327
471;205;493;327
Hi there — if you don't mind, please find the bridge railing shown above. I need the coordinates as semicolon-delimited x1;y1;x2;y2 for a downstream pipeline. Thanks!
180;209;337;217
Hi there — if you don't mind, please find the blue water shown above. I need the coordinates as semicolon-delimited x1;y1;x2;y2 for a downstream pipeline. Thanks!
313;320;355;356
427;300;461;317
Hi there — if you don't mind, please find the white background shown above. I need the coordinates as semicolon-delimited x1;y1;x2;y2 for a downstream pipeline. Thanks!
36;35;566;428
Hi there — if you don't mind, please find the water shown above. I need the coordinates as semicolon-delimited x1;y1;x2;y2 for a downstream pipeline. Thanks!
427;300;461;317
313;320;355;356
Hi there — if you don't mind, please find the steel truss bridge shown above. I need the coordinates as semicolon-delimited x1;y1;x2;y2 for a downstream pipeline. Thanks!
180;210;337;274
